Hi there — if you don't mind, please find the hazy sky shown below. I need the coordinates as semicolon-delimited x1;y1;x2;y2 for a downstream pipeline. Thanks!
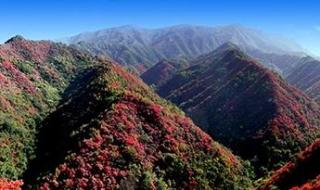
1;0;320;55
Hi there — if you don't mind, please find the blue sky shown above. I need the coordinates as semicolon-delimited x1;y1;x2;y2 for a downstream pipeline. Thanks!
1;0;320;55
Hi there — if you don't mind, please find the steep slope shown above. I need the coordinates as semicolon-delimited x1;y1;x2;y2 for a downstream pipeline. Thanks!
65;25;305;73
286;56;320;101
258;140;320;190
0;36;94;179
140;58;188;86
24;61;253;189
157;43;320;174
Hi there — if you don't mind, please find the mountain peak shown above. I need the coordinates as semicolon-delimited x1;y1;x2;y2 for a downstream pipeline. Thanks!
157;46;320;173
195;42;249;65
214;42;241;52
5;35;26;44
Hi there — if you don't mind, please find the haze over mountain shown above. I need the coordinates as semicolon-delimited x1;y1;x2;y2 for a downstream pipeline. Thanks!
286;56;320;101
156;43;320;174
64;25;306;74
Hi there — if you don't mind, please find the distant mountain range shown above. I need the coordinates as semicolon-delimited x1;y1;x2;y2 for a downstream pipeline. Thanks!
286;56;320;101
63;25;306;74
64;24;320;102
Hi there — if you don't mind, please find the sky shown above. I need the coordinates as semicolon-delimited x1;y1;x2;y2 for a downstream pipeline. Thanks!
0;0;320;55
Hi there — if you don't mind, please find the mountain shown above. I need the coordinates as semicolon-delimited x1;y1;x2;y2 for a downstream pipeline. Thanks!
66;26;159;73
286;56;320;101
141;48;303;88
157;43;320;174
1;35;318;189
141;60;178;86
247;50;303;76
258;140;320;190
64;25;305;73
0;36;95;179
0;37;253;189
140;58;188;86
23;59;253;189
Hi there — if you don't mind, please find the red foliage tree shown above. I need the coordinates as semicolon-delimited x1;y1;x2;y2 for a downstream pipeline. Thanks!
0;178;23;190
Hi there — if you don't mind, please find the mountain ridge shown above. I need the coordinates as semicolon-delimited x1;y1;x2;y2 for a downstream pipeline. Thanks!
63;24;305;74
156;44;320;174
23;59;253;189
0;37;254;189
0;37;96;179
286;56;320;101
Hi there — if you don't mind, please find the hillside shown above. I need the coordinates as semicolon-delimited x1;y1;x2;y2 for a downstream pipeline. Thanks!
140;58;189;86
141;60;177;86
286;56;320;101
258;139;320;190
65;25;304;73
0;36;95;179
157;43;320;174
0;37;255;189
23;61;253;189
